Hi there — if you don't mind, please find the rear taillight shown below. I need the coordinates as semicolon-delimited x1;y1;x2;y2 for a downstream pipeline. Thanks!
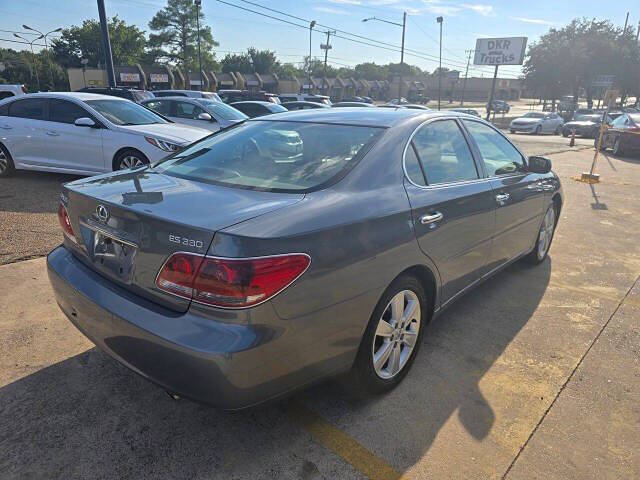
57;203;76;243
156;252;310;308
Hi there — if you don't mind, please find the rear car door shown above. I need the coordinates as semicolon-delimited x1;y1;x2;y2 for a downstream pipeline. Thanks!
403;118;495;303
462;119;545;267
2;97;49;167
44;99;105;173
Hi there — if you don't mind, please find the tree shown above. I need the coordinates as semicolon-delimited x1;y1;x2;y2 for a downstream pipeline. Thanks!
51;17;146;68
148;0;219;74
0;48;68;91
220;52;252;73
247;48;279;74
523;18;640;107
353;62;388;80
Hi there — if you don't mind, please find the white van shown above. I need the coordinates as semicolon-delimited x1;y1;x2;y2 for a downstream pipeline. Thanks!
0;85;26;101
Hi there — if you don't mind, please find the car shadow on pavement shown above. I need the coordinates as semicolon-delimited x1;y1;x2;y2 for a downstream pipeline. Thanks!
0;259;551;479
298;257;552;471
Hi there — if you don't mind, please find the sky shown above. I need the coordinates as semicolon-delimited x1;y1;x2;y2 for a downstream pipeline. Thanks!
1;0;637;78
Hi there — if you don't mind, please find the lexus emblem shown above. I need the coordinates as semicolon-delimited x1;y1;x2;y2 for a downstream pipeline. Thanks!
96;205;109;222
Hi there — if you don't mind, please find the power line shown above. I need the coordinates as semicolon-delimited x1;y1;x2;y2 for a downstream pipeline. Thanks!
0;37;47;47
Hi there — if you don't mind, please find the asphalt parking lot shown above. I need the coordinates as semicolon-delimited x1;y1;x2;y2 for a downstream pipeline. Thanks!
1;132;638;479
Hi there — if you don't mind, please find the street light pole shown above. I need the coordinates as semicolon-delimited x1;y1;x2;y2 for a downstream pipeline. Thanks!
437;16;443;110
23;25;62;90
308;20;316;94
13;33;43;91
95;0;116;87
321;30;335;96
362;14;406;102
195;0;203;91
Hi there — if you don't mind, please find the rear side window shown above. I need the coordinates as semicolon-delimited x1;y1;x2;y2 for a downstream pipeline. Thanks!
49;99;90;124
9;98;46;120
404;144;426;186
0;92;14;100
410;119;478;185
155;121;382;192
0;102;8;116
463;120;524;176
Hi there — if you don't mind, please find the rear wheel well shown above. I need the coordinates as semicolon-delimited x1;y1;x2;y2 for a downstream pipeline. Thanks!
112;147;149;171
398;265;437;321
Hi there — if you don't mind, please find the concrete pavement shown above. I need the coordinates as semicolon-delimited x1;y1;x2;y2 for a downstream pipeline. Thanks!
1;142;639;479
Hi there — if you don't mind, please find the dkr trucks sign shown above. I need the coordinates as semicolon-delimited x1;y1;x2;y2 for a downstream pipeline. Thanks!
474;37;527;66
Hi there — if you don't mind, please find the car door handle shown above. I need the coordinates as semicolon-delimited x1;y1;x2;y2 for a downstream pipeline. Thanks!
420;212;443;224
527;182;543;191
495;193;510;204
46;130;60;136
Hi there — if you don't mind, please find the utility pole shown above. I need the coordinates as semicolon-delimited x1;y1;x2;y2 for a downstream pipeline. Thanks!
437;16;443;110
636;20;640;42
308;20;316;94
97;0;116;87
321;30;335;96
195;0;203;91
399;12;406;102
460;49;473;106
623;12;629;34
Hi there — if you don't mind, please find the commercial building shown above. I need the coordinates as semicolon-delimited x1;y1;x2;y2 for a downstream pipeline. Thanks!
67;65;523;102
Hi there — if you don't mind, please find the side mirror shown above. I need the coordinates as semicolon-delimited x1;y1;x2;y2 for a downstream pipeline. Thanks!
197;112;213;121
528;156;552;174
74;117;96;128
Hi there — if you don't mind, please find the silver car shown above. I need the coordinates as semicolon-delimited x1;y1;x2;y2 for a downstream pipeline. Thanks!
142;97;248;133
509;112;564;135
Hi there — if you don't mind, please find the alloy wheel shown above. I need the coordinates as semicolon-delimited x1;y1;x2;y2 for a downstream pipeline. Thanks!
537;207;556;260
372;290;421;379
119;155;145;170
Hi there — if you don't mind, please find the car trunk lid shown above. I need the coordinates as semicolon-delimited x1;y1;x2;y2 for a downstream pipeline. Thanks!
63;167;304;312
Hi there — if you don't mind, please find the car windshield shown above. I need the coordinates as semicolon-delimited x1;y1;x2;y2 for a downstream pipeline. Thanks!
522;112;545;118
86;99;166;125
154;120;382;192
195;99;248;120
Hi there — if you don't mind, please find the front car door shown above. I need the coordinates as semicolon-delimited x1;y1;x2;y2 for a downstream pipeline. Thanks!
462;119;545;268
174;100;218;130
44;99;105;173
403;118;496;303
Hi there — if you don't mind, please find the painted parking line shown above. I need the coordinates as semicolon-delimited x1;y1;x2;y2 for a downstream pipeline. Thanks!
288;402;405;480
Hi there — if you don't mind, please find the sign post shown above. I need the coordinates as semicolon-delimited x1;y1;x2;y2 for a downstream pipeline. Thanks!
473;37;527;120
581;89;619;184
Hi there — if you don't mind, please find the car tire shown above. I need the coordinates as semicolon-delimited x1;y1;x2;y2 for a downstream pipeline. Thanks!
113;149;150;171
0;143;15;178
555;125;562;135
350;275;427;395
612;137;625;157
510;129;516;134
562;130;569;137
524;204;556;265
534;125;542;135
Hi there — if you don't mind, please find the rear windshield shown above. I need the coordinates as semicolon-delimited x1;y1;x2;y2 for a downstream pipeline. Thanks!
195;99;248;120
523;112;545;118
154;120;382;192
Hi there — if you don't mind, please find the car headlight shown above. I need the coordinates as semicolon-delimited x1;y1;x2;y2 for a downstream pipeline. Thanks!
145;137;181;152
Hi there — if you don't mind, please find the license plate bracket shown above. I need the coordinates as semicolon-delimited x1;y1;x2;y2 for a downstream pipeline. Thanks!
91;230;137;284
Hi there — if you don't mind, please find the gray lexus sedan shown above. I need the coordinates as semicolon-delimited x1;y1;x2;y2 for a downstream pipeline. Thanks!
47;108;562;409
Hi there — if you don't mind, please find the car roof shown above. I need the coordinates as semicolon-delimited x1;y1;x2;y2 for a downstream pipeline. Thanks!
19;92;127;102
256;107;465;127
142;96;197;102
231;100;279;106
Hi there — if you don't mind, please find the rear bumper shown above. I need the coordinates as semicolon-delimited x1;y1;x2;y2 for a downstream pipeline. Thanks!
46;246;345;409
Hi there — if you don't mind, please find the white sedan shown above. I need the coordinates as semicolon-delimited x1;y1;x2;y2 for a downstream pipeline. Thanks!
509;112;564;135
0;92;212;177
